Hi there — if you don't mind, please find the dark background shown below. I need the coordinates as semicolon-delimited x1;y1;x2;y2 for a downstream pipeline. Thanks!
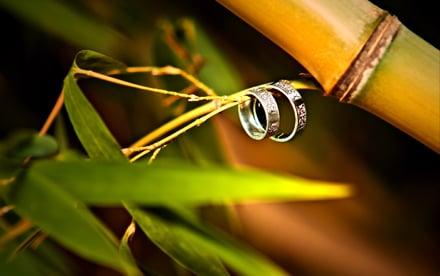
0;0;438;275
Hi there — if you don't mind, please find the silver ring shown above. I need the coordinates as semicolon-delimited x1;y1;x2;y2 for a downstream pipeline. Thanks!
238;87;280;140
268;80;307;142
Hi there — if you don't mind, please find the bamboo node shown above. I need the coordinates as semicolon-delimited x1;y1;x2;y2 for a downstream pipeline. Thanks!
331;14;401;102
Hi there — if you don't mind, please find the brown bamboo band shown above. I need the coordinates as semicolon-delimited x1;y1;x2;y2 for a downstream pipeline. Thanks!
331;14;401;102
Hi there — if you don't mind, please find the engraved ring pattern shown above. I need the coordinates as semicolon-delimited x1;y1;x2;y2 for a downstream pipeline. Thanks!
237;80;307;142
238;87;280;140
269;80;307;142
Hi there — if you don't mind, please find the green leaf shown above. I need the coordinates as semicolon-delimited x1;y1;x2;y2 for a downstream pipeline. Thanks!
0;244;62;276
0;132;57;184
4;170;133;274
63;73;124;161
73;50;127;74
9;135;57;160
0;0;123;53
0;157;21;180
59;50;348;276
63;50;224;275
125;204;229;276
30;159;351;205
127;206;286;276
0;232;73;276
63;50;128;161
0;131;58;160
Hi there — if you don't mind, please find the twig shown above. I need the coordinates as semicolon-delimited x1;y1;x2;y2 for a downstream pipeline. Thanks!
38;91;65;136
0;220;33;247
129;101;239;162
148;146;165;165
74;68;221;101
108;66;217;97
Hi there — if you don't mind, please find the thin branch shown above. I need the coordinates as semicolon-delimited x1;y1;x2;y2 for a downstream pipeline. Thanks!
0;220;33;247
8;229;41;261
148;146;165;165
109;66;217;96
74;68;221;101
0;205;15;217
129;101;239;162
38;91;64;136
163;85;199;107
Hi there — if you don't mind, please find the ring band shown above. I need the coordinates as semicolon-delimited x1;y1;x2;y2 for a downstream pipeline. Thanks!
238;87;280;140
268;80;307;142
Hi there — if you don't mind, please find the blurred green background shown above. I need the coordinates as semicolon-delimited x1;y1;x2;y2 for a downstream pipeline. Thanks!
0;0;438;275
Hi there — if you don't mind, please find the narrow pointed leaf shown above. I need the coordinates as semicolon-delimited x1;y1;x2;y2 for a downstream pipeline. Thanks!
0;131;58;160
63;50;129;161
63;51;227;274
63;73;124;161
4;171;131;273
127;206;286;276
125;204;229;276
73;50;127;74
31;159;351;205
0;235;73;276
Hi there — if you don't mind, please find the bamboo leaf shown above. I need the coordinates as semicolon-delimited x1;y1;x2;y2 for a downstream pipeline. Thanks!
9;135;57;159
63;50;127;161
73;50;127;74
63;50;227;274
0;132;57;183
0;244;62;276
63;73;124;161
127;206;287;276
0;131;58;160
0;0;123;53
0;158;21;180
4;170;133;274
0;235;73;276
125;204;229;276
60;50;349;276
30;159;351;205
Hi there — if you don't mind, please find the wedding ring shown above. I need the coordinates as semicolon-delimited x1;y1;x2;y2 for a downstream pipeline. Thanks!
238;87;280;140
267;80;307;142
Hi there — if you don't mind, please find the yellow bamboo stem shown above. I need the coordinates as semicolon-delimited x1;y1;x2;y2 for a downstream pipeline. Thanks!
217;0;440;152
218;0;384;92
351;27;440;151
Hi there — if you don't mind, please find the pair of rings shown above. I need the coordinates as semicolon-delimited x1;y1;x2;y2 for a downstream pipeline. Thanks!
238;80;306;142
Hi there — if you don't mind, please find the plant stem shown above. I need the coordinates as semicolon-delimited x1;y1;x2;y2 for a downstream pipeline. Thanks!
128;100;227;149
108;66;217;96
217;0;384;92
351;27;440;151
218;0;439;151
74;68;220;101
129;101;240;162
38;91;64;136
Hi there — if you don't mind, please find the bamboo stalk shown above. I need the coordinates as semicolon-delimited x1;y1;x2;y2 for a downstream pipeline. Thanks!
217;0;440;152
350;26;440;151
